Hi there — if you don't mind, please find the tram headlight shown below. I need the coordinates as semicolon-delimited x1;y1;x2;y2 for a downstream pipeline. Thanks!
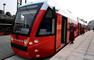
24;40;28;45
34;40;39;43
34;49;39;52
36;54;40;58
10;37;13;41
29;42;33;45
24;38;30;46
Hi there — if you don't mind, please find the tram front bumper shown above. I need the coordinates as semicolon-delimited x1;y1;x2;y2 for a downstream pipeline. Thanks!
11;43;31;58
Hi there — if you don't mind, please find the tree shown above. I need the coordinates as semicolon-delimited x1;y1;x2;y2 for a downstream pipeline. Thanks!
6;12;11;16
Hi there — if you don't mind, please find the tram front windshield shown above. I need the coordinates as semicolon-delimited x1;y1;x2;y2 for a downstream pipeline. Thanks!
13;3;43;35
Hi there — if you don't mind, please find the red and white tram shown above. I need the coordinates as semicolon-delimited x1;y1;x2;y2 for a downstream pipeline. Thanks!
11;1;82;59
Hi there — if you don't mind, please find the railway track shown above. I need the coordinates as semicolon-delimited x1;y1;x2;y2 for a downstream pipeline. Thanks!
3;55;50;60
3;55;30;60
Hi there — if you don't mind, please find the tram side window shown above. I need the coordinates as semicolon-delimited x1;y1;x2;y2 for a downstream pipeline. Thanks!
37;8;55;35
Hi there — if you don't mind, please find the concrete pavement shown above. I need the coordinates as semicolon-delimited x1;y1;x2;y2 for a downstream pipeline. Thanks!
0;35;14;60
50;30;94;60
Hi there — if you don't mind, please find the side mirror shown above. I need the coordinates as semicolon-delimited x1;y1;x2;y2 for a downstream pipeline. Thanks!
53;7;56;19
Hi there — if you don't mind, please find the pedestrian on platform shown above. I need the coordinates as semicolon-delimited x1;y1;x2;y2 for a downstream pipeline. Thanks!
93;27;94;31
82;28;85;34
69;23;75;44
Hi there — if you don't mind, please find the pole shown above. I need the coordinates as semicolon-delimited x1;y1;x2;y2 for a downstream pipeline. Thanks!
25;0;27;3
77;17;80;35
3;3;6;14
20;0;22;5
17;0;22;10
17;0;18;10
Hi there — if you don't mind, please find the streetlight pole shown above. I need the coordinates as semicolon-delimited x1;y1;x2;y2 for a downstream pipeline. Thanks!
17;0;22;10
25;0;27;3
3;3;6;14
17;0;27;10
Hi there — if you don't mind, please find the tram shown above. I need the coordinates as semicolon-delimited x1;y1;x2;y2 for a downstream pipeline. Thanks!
11;1;81;59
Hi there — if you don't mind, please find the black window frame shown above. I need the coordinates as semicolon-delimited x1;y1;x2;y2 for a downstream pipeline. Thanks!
12;3;43;36
36;7;56;36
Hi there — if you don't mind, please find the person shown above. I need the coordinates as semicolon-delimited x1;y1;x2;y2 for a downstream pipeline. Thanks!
93;27;94;31
69;23;75;44
82;27;85;34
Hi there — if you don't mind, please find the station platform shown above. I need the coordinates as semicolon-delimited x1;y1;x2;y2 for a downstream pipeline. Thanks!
50;30;94;60
0;35;14;60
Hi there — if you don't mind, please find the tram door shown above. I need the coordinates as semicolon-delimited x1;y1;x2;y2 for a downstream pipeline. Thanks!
61;16;67;44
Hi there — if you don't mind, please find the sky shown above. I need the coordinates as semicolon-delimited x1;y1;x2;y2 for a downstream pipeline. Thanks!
0;0;94;23
0;0;17;15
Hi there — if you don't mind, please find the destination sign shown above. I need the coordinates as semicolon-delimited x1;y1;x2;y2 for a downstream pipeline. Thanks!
18;3;43;11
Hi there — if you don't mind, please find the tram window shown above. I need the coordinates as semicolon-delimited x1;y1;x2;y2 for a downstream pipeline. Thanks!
13;3;43;35
14;10;37;35
37;8;55;35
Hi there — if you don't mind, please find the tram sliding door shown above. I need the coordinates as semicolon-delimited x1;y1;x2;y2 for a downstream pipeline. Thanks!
61;16;67;44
